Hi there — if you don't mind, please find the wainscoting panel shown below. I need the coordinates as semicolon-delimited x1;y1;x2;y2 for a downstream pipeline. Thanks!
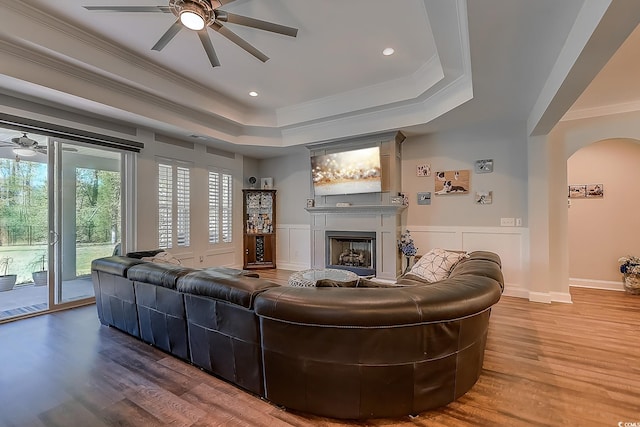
408;226;529;296
276;224;311;271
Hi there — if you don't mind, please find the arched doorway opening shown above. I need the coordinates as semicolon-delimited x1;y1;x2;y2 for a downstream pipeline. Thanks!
566;138;640;291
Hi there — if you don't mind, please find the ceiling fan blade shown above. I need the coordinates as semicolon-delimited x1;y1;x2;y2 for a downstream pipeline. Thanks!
197;31;221;68
217;11;298;37
218;0;236;5
212;23;269;62
83;6;171;13
152;20;183;51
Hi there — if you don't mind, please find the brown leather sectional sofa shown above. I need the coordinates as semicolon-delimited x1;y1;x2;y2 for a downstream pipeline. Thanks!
91;250;503;419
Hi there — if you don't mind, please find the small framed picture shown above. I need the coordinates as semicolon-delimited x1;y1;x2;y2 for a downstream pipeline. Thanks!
416;164;431;177
475;159;494;174
586;184;603;198
261;177;273;189
475;191;493;204
306;198;315;208
568;184;586;199
417;192;431;205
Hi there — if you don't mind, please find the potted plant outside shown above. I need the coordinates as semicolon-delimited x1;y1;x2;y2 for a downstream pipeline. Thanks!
30;253;48;287
0;256;17;292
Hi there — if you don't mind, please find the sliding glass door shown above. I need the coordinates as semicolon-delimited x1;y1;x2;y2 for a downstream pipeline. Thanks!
0;127;124;321
0;130;50;319
53;141;122;305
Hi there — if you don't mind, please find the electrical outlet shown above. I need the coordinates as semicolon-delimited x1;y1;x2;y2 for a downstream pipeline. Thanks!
515;218;522;227
500;217;515;227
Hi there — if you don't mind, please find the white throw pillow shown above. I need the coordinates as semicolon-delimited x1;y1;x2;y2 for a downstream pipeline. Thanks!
142;251;182;265
409;248;467;282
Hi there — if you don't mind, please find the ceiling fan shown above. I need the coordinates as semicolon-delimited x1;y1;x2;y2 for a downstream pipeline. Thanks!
0;133;79;162
0;133;47;158
84;0;298;67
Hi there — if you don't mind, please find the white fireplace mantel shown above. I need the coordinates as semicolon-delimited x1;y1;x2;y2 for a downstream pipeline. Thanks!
305;205;407;215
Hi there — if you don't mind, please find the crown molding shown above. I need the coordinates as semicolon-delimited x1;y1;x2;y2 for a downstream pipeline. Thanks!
561;100;640;122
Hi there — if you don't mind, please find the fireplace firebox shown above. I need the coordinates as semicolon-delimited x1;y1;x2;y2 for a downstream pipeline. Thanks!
325;231;376;276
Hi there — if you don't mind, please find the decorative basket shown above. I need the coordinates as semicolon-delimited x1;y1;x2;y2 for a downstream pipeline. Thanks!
623;273;640;295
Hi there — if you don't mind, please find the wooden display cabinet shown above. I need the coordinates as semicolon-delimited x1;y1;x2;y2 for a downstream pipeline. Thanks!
243;189;276;269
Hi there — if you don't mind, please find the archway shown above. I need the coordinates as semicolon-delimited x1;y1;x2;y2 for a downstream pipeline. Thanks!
566;137;640;290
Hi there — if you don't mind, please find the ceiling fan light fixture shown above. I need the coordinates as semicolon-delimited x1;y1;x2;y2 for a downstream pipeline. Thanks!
13;147;36;157
180;5;206;31
382;47;395;56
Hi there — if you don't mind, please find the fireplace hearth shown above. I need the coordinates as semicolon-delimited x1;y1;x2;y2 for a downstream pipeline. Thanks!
326;231;376;276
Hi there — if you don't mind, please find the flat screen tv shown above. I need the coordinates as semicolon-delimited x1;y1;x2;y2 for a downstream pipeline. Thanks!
311;146;382;196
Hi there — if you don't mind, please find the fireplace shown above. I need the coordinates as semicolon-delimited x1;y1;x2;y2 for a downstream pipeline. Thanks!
326;231;376;276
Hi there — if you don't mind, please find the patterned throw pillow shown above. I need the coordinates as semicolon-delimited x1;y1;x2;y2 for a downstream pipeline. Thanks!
409;248;468;282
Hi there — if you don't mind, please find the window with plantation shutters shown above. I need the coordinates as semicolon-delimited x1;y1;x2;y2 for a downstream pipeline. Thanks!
176;166;190;247
208;169;233;245
158;163;172;249
221;173;232;243
157;159;191;249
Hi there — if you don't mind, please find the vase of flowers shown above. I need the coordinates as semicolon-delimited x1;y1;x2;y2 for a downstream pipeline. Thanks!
618;255;640;295
398;230;418;274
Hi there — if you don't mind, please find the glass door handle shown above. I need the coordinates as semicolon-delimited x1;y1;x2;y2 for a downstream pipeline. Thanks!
49;230;59;246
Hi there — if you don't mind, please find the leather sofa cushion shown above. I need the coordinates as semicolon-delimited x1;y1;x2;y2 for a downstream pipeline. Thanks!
91;256;145;277
177;270;280;309
203;267;260;278
466;250;502;267
127;263;195;289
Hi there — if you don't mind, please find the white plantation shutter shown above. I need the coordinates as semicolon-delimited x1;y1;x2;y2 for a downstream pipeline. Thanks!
208;171;220;244
157;159;191;249
208;169;233;245
176;166;190;247
221;173;232;243
158;163;172;249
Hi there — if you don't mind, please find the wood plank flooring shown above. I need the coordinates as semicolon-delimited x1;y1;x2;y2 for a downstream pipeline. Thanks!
1;269;639;426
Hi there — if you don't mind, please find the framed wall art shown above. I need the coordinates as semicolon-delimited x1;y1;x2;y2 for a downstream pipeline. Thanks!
434;170;470;195
586;184;603;198
475;191;493;204
568;184;586;198
416;164;431;177
261;177;273;189
417;192;431;205
474;159;494;174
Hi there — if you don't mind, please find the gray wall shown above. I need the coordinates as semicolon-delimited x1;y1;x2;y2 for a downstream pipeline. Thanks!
401;121;529;227
257;152;311;224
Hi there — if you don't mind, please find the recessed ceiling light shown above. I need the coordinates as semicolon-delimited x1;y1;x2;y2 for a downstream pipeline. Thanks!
382;47;395;56
249;91;259;97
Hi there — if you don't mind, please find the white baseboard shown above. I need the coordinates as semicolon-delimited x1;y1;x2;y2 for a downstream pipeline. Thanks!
502;283;529;299
507;289;572;304
569;277;625;292
550;292;573;304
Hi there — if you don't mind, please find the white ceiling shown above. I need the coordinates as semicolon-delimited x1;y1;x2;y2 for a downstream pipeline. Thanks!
0;0;639;158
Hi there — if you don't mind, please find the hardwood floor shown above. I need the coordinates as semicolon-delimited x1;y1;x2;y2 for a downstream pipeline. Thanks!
1;270;639;426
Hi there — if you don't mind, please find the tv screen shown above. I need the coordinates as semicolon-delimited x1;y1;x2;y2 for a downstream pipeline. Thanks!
311;146;382;196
